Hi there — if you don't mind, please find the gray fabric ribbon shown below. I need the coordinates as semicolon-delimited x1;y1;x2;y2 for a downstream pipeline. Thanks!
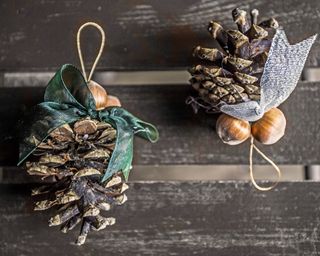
220;29;317;122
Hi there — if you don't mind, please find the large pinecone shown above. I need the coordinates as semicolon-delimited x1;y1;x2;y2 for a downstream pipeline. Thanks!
189;8;279;110
25;117;128;245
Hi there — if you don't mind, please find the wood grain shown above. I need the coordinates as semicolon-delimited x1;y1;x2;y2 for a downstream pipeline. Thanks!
1;82;319;167
0;0;319;71
1;182;320;255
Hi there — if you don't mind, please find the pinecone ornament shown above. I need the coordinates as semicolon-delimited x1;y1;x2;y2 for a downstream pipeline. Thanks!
18;64;158;245
187;8;317;191
189;8;279;109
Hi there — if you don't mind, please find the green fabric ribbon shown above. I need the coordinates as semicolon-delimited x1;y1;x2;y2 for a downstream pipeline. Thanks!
18;64;159;182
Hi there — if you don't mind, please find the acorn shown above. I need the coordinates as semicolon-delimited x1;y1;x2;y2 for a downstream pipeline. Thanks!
251;108;286;145
88;80;121;109
216;113;251;145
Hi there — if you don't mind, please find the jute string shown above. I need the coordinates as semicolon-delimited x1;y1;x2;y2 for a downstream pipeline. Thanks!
249;136;281;191
77;22;106;82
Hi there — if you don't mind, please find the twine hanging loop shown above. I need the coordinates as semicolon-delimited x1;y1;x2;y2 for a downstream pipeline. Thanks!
249;136;281;191
77;22;106;82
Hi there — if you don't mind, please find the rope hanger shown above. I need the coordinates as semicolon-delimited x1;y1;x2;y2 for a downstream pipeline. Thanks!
77;22;106;82
249;136;281;191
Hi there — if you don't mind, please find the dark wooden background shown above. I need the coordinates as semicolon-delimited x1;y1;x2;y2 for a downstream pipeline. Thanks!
2;182;320;255
0;0;320;71
1;0;320;255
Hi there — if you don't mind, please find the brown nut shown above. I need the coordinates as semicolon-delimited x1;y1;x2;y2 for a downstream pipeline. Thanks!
216;113;251;145
88;80;108;111
251;107;286;145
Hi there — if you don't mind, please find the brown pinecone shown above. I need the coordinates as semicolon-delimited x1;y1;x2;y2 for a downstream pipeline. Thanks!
189;8;279;109
25;117;128;245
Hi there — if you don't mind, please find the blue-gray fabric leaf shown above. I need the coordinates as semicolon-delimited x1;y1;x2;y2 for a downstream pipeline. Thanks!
220;29;317;122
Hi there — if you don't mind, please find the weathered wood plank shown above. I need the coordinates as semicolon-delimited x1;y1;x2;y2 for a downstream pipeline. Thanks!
0;0;319;71
1;182;320;255
1;82;319;166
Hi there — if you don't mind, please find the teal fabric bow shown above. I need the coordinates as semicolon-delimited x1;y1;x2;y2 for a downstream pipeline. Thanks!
18;64;159;182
